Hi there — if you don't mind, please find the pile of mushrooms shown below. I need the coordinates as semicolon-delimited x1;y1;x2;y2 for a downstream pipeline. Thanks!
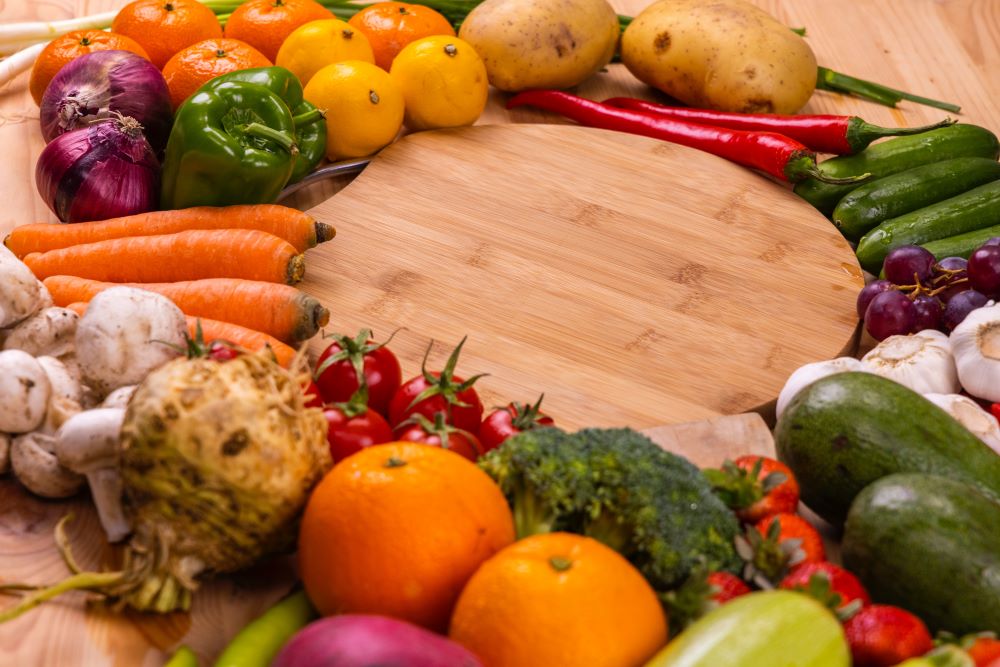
1;248;187;542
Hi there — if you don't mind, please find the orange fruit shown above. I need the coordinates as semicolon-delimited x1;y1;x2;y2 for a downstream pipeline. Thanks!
111;0;223;69
275;18;375;87
223;0;333;63
28;31;150;105
449;533;669;667
348;2;456;71
162;38;272;109
298;442;515;632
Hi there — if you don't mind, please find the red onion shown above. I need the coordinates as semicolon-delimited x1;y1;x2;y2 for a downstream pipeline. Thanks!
39;50;172;153
36;114;160;223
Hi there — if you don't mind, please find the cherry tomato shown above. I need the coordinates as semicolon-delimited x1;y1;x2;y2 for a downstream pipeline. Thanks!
302;379;324;409
315;329;402;415
207;341;241;362
479;395;554;453
394;413;482;461
387;337;485;433
324;404;394;463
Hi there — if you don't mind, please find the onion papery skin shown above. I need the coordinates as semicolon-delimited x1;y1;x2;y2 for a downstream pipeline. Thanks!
39;50;172;154
36;116;160;223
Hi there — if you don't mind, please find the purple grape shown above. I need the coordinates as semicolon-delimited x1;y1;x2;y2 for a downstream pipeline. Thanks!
912;295;944;332
856;280;895;319
968;245;1000;296
982;237;1000;247
943;290;989;331
935;256;968;275
934;256;970;302
883;245;937;285
865;290;917;341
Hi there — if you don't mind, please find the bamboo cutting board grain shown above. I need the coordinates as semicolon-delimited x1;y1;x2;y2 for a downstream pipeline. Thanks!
301;123;863;428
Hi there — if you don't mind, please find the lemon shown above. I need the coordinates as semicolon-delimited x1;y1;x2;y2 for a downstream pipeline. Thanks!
390;36;488;131
276;19;375;87
304;60;405;160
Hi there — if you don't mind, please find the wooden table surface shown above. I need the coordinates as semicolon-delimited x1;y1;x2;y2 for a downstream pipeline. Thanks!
0;0;998;665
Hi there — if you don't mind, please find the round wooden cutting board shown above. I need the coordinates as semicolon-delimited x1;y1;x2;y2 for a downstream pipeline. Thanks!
303;123;863;429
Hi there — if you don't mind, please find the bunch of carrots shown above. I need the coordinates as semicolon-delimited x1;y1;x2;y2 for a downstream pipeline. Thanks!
4;204;336;366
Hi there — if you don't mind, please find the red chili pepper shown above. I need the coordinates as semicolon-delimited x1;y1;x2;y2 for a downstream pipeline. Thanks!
507;90;866;184
602;97;954;155
991;403;1000;422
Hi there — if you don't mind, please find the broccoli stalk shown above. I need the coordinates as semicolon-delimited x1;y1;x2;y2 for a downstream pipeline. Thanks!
511;475;558;538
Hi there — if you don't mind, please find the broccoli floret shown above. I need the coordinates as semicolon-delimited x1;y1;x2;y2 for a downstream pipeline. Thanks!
479;426;741;591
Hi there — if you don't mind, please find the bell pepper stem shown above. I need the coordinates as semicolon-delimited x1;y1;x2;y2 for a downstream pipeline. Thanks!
292;108;324;127
243;122;299;155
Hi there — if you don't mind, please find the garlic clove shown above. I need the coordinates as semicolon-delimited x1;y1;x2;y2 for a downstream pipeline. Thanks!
951;303;1000;403
923;393;1000;456
860;330;960;395
776;357;866;419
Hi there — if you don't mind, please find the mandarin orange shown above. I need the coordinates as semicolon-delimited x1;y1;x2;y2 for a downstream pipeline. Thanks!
298;442;515;632
162;38;272;109
111;0;223;68
29;31;150;105
223;0;333;62
450;532;669;667
348;2;455;71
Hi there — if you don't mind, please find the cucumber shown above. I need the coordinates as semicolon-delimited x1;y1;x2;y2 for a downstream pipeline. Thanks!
774;372;1000;525
832;157;1000;241
644;590;849;667
842;473;1000;634
793;124;1000;216
855;180;1000;273
922;222;1000;259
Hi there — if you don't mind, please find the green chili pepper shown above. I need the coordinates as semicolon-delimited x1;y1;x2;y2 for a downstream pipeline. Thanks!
160;81;299;209
197;67;327;184
213;589;316;667
164;645;199;667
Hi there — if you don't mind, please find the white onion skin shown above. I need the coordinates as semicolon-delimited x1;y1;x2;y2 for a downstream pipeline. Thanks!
35;116;159;223
39;50;172;154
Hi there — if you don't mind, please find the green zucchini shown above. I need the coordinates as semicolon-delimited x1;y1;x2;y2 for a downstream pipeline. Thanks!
794;124;1000;216
774;372;1000;525
832;157;1000;241
855;179;1000;273
644;590;849;667
843;473;1000;634
922;222;1000;259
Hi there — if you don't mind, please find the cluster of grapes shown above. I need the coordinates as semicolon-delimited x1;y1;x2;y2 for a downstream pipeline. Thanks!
858;240;1000;340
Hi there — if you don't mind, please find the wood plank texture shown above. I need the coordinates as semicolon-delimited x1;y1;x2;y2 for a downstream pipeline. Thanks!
0;0;997;664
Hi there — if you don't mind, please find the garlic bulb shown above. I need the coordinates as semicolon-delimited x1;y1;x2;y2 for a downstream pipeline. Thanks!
860;330;959;395
951;303;1000;402
776;357;866;419
923;393;1000;456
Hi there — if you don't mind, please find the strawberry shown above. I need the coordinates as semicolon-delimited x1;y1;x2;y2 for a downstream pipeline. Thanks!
736;512;826;587
843;605;934;667
704;455;800;523
707;571;752;604
661;568;751;631
779;562;870;619
967;635;1000;667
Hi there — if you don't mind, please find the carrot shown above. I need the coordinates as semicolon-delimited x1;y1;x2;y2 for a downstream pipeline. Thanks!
44;276;329;344
24;230;305;284
65;301;297;368
5;205;335;257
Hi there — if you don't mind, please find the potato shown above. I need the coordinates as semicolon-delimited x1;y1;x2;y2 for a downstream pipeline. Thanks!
458;0;620;92
621;0;817;114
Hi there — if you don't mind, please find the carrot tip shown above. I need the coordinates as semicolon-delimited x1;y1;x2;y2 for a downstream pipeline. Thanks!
315;222;336;243
315;306;330;329
288;255;306;284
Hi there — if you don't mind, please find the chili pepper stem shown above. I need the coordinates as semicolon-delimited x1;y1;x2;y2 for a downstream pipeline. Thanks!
243;123;299;155
785;154;872;184
848;117;956;152
292;108;324;127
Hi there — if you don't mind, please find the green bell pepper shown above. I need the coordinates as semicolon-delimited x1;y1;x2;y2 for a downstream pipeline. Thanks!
198;67;326;184
161;81;299;209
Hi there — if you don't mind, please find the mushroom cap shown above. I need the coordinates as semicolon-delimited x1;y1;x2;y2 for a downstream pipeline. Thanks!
11;432;84;498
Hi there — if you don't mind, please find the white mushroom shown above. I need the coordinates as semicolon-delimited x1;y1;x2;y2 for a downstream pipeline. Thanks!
0;433;10;475
0;350;52;433
0;247;45;328
10;432;84;498
54;408;130;542
75;287;187;397
3;307;78;357
36;356;84;436
101;385;137;409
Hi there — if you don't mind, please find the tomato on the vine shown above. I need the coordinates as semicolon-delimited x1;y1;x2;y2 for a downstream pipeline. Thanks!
324;389;395;463
388;337;485;434
479;395;554;453
394;412;483;461
302;379;324;409
315;329;402;415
